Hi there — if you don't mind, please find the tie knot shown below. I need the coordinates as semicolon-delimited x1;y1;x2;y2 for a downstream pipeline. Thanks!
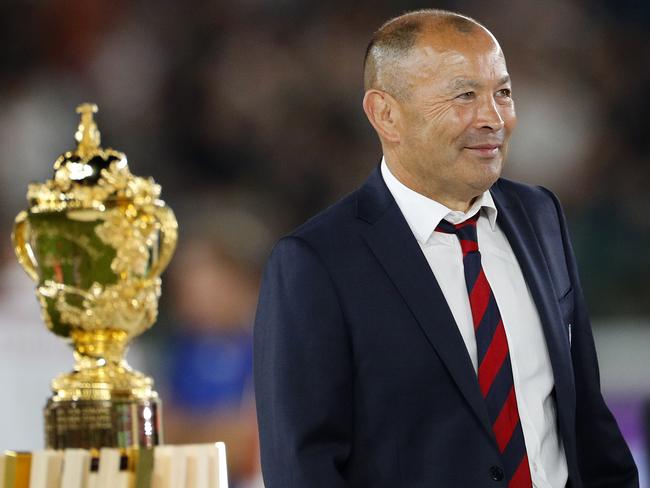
435;213;479;255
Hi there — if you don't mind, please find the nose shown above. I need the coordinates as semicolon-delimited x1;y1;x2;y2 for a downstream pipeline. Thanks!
475;96;505;131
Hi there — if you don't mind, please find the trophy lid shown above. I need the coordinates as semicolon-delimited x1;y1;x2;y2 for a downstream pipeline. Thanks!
54;103;122;186
27;103;161;212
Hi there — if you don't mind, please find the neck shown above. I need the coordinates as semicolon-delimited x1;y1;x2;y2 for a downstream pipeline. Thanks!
384;156;477;212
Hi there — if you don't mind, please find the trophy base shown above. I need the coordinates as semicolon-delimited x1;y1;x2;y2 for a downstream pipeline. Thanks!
44;397;162;449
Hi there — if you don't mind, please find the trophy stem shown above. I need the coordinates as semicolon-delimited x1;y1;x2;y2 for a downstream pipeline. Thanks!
71;329;129;366
46;328;162;449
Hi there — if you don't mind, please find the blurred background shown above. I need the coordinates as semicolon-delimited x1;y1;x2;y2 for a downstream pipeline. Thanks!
0;0;648;486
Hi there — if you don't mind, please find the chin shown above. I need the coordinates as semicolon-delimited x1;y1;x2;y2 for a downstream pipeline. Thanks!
469;167;502;194
485;157;503;179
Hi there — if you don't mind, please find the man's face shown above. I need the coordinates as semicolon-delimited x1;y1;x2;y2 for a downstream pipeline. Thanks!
394;29;516;205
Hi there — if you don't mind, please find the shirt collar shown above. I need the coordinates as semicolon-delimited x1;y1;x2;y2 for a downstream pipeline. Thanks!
380;157;498;245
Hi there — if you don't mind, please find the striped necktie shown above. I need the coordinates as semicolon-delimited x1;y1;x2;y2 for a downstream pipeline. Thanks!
436;213;532;487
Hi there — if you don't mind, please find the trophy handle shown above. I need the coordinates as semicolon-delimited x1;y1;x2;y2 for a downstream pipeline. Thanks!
12;210;39;282
148;205;178;279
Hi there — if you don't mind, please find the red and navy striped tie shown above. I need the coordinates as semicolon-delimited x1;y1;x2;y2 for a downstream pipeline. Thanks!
436;213;532;487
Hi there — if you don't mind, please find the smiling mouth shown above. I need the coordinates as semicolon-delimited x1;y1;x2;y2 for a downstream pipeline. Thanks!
464;144;501;158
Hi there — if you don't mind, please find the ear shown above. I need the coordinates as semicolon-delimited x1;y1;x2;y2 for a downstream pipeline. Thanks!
362;89;401;143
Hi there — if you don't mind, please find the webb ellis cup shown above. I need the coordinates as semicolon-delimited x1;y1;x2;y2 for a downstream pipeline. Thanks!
12;104;178;449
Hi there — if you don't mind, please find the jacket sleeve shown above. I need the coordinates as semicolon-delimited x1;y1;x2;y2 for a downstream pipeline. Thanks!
254;236;353;488
545;188;639;488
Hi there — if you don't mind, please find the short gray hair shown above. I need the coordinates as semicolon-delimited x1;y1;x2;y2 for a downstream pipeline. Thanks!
363;9;483;99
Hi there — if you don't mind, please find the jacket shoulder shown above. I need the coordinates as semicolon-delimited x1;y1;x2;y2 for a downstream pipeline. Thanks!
288;191;360;245
494;177;557;205
493;177;565;219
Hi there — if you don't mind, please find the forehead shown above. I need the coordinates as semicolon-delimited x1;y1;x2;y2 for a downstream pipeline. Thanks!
406;29;509;86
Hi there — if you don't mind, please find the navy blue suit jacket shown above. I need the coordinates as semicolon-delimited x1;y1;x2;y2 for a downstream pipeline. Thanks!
254;167;638;487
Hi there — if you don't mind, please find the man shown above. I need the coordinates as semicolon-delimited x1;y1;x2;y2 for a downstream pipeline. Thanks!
254;9;638;488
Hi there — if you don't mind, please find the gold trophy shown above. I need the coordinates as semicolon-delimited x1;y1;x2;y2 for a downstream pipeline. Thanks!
12;103;177;449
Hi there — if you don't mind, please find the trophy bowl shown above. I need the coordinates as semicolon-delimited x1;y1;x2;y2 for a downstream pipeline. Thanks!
12;104;177;449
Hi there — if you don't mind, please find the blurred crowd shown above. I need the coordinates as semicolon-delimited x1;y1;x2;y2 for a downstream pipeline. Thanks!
0;0;648;485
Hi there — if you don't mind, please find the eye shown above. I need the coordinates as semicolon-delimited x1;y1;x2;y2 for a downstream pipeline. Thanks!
496;88;512;98
456;91;475;100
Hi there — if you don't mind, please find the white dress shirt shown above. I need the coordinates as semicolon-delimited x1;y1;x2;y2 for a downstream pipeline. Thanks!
381;159;567;488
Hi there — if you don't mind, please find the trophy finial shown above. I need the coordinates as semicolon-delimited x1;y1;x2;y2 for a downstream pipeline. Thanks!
75;103;101;158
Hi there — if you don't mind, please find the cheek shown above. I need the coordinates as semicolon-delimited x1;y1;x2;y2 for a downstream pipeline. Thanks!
437;105;475;143
454;106;477;129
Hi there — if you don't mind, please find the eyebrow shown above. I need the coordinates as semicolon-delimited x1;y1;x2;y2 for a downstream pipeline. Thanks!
449;79;480;91
448;75;511;91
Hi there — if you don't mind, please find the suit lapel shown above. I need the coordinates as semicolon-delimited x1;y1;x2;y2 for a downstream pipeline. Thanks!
490;182;576;425
358;168;494;437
